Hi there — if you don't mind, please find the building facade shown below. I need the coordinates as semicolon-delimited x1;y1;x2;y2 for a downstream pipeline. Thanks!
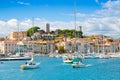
0;41;16;54
7;31;27;41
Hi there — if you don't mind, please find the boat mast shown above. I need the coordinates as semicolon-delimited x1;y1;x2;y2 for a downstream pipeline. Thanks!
32;17;35;53
74;0;77;52
102;35;105;54
74;0;77;38
113;39;115;54
97;38;99;54
17;20;20;54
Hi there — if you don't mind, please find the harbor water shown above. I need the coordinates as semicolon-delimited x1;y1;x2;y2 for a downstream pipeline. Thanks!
0;56;120;80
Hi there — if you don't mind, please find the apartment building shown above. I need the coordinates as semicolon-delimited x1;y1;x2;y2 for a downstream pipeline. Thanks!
0;40;16;53
35;41;55;54
13;41;55;54
33;32;56;40
7;31;27;41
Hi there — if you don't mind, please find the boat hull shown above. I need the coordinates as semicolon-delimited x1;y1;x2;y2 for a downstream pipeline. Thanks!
0;57;31;61
72;62;85;68
20;63;40;70
63;60;73;63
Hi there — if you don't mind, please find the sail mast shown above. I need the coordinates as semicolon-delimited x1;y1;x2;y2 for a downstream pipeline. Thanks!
74;0;77;38
74;0;77;52
32;17;35;53
17;20;20;54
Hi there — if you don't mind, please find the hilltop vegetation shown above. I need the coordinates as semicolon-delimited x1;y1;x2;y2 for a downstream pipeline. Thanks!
55;29;83;38
27;26;40;37
26;26;83;39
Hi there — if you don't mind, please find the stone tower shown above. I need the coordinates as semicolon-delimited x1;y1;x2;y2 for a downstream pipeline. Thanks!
46;23;50;33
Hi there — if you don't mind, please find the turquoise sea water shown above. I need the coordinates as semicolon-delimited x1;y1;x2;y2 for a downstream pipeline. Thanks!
0;56;120;80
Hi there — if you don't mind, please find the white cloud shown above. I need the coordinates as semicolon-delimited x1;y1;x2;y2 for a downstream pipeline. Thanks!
96;0;120;16
17;1;30;5
20;19;32;30
102;0;120;9
0;17;120;38
82;17;120;37
0;20;6;26
7;19;18;27
0;19;19;37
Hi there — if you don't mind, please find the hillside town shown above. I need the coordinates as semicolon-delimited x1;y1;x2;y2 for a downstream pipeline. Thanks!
0;0;120;80
0;23;120;56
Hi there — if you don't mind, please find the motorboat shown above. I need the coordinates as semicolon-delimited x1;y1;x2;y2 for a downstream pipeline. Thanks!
63;58;73;63
20;57;40;70
62;54;73;63
72;61;85;68
72;57;85;68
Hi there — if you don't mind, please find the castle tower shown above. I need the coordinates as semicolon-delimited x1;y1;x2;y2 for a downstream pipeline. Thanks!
46;23;50;33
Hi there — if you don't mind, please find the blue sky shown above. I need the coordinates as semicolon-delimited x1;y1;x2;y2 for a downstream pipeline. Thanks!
0;0;106;21
0;0;120;38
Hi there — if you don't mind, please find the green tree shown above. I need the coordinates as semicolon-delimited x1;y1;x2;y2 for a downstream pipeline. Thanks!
55;29;83;38
27;26;40;37
76;31;83;38
58;46;65;53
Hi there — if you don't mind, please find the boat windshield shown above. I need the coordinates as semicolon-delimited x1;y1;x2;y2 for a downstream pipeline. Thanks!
73;58;82;62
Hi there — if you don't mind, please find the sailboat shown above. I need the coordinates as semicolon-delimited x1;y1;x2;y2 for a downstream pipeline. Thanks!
71;0;85;68
20;18;40;69
20;56;40;69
